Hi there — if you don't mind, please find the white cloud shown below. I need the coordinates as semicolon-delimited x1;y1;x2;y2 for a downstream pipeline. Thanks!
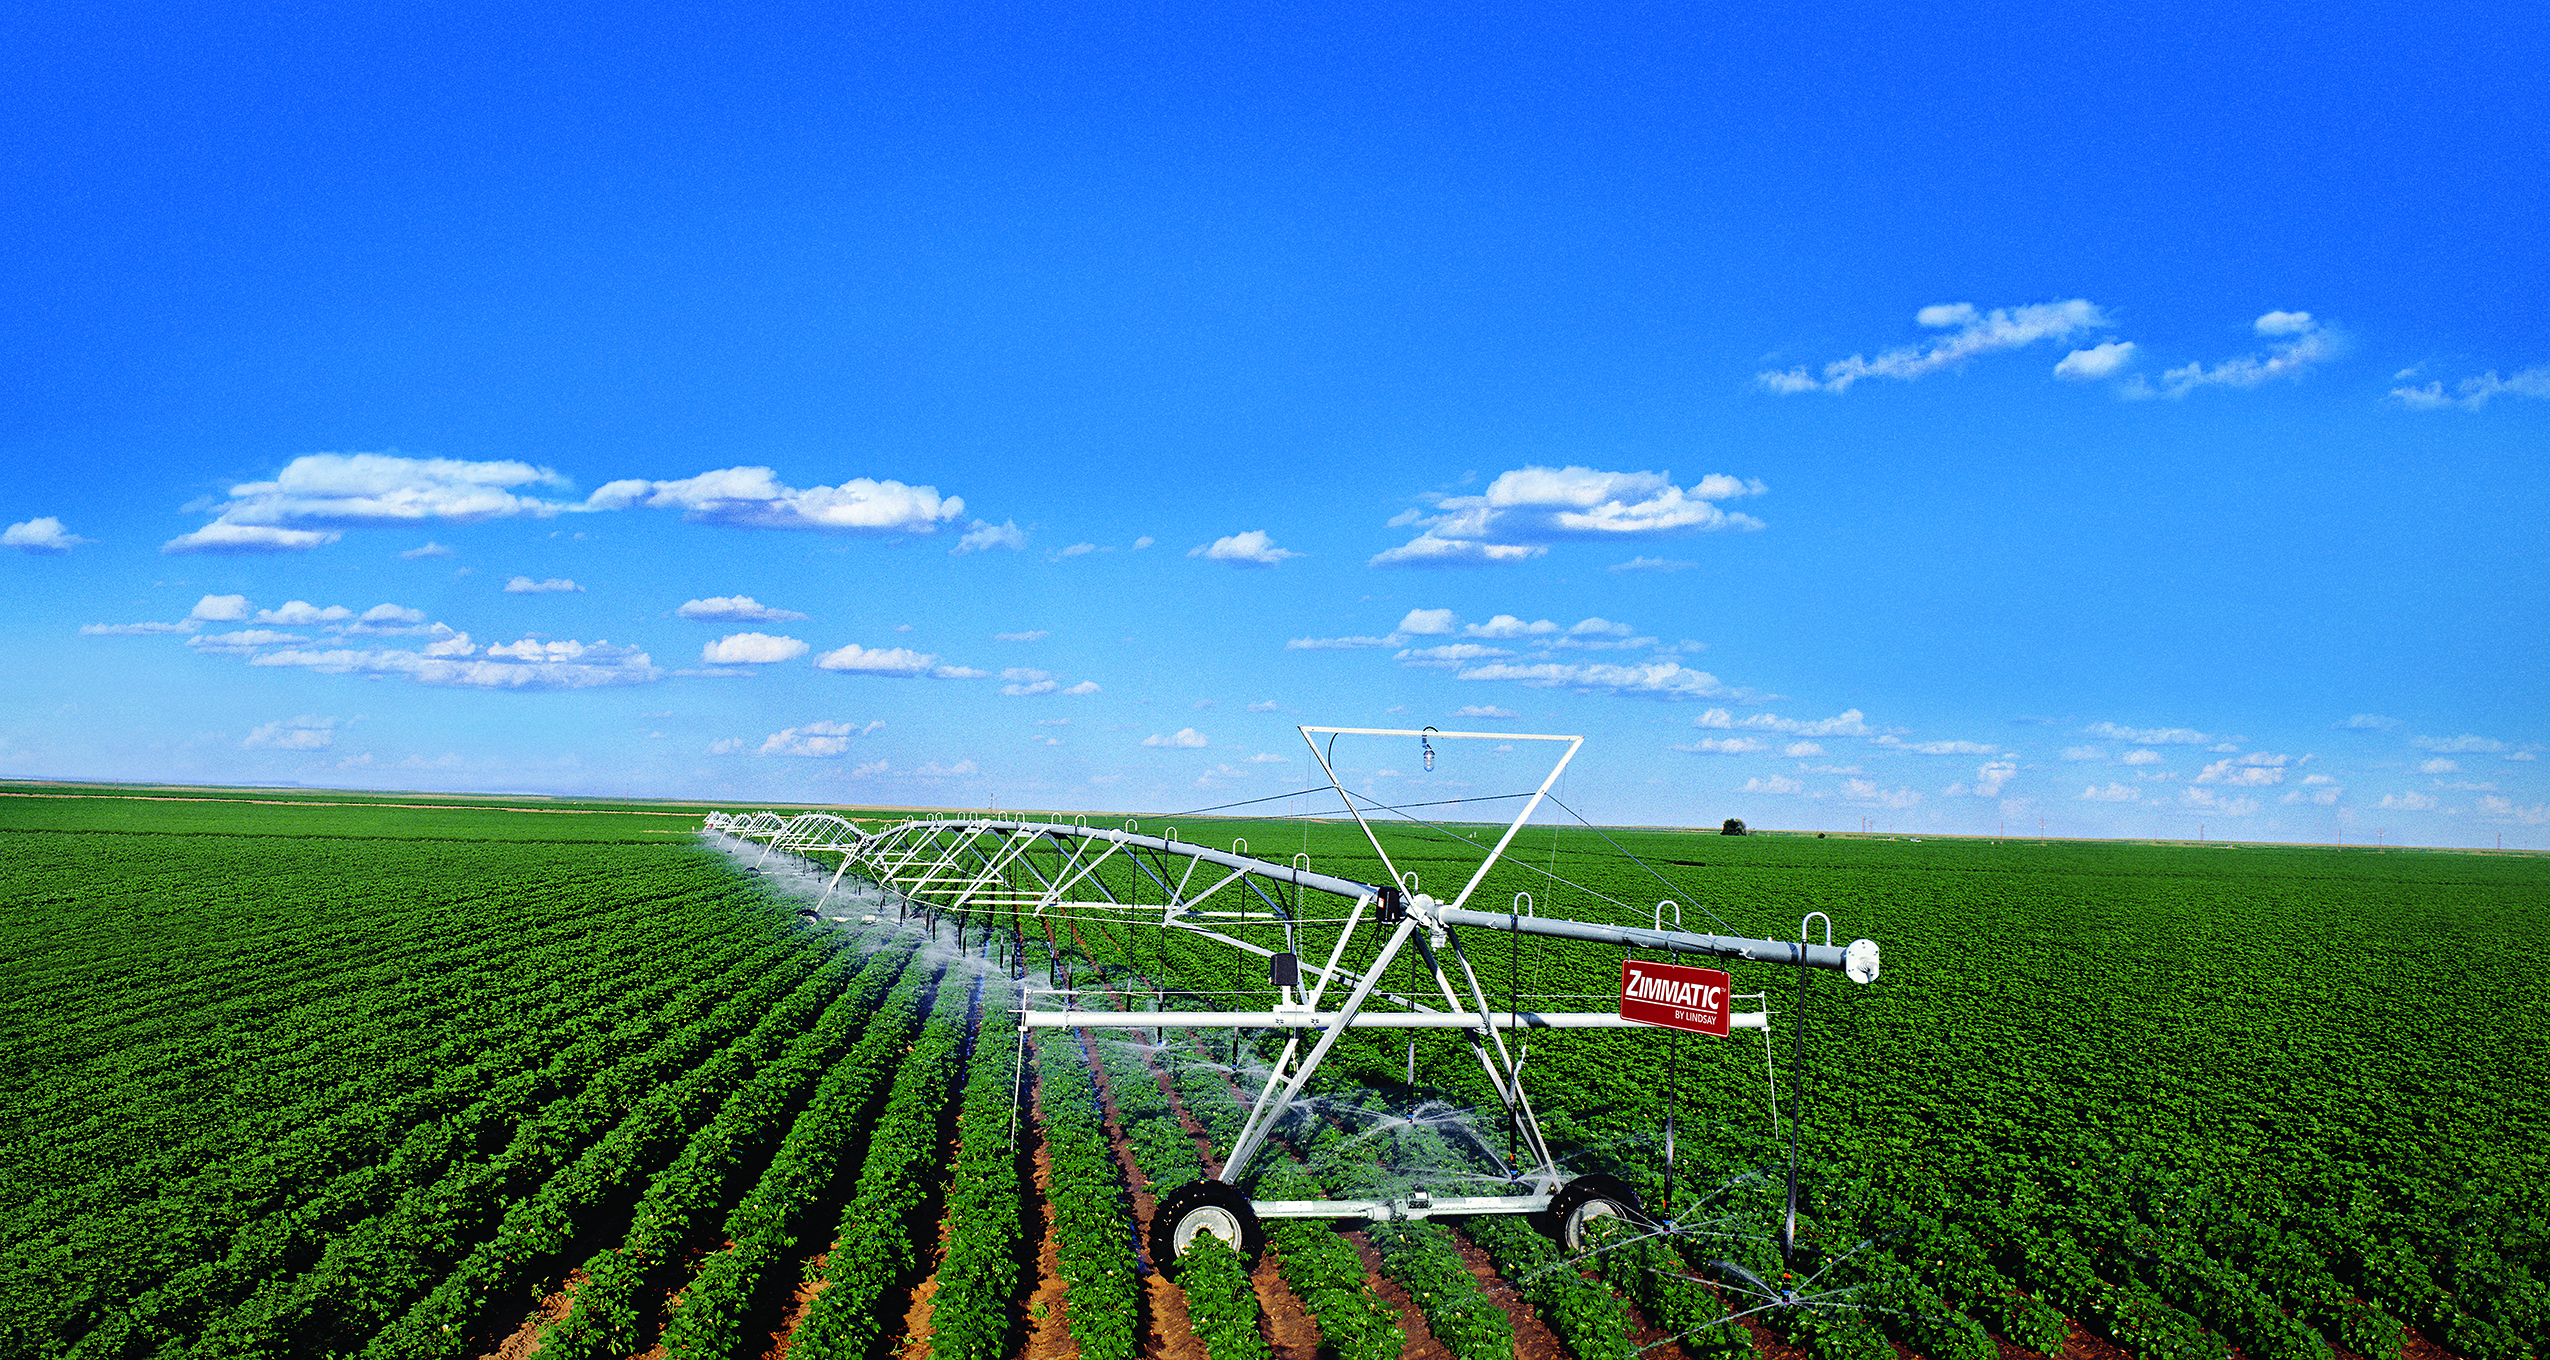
2081;783;2140;802
243;715;339;750
1189;529;1302;567
1376;465;1767;567
356;603;427;625
166;452;578;554
1398;608;1458;635
1061;680;1102;695
1286;635;1392;650
1741;775;1804;795
1456;659;1727;699
586;466;964;534
2418;758;2461;775
80;620;196;636
1761;299;2111;394
188;629;311;654
2061;746;2106;761
2118;750;2165;767
255;600;356;625
2179;787;2262;815
191;594;253;622
1453;705;1520;719
1142;728;1209;749
1694;707;1872;736
1608;556;1697;573
915;759;980;778
813;643;975;679
247;633;663;689
1001;667;1050;683
1781;741;1824;758
2392;364;2550;410
1002;680;1059;696
995;630;1049;642
1678;736;1771;755
2478;795;2549;825
399;541;454;559
677;595;806;623
2084;721;2213;746
708;738;746;755
1247;699;1279;713
2337;713;2401;731
2377;791;2440;812
4;517;91;553
2511;751;2540;762
2412;733;2507;754
1245;752;1287;764
2127;312;2341;398
162;523;341;555
852;758;890;777
1132;536;1155;550
504;576;582;594
1877;737;2002;755
757;719;884;757
952;519;1026;555
2282;784;2344;806
1945;761;2019;797
701;632;810;665
1058;543;1098;557
2053;341;2136;382
2195;752;2303;786
1397;643;1514;668
1840;778;1922;809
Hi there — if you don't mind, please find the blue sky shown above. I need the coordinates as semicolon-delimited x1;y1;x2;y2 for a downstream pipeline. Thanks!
3;2;2544;846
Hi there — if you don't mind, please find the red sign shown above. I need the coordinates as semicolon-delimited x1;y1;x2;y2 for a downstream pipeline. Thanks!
1619;959;1733;1036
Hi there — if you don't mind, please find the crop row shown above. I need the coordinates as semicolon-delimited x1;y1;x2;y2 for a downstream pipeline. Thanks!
1030;1028;1143;1360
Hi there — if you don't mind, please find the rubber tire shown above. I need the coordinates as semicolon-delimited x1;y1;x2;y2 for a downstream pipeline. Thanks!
1549;1172;1646;1253
1149;1179;1265;1275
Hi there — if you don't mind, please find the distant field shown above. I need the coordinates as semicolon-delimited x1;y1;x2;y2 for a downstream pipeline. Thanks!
3;789;2542;1360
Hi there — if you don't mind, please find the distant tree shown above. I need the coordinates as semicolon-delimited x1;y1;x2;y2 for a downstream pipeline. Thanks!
1721;818;1747;835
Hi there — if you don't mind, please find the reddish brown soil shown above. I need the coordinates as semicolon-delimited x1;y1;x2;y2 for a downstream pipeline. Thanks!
477;1269;586;1360
760;1255;829;1360
1445;1227;1568;1360
1080;1034;1201;1360
1020;1099;1081;1360
1252;1249;1325;1360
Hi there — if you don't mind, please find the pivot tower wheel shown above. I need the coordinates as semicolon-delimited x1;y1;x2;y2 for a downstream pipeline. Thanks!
1149;1180;1265;1275
1549;1173;1646;1253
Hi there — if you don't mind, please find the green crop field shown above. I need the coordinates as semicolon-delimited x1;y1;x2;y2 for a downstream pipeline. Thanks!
4;789;2543;1360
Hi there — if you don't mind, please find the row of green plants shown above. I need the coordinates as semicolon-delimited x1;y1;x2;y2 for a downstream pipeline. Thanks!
531;935;922;1360
908;974;1028;1360
1030;1027;1144;1360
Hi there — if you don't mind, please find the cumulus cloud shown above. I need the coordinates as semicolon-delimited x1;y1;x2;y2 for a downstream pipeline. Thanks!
504;576;582;594
191;595;252;621
1677;736;1772;755
952;519;1026;554
995;630;1049;642
1142;728;1208;749
1397;643;1513;668
1877;737;2002;755
2392;363;2550;410
812;643;980;679
2081;783;2140;802
1247;700;1280;713
1841;778;1922;809
162;522;341;554
255;601;356;625
757;719;884;757
1760;300;2112;394
189;629;311;654
2418;758;2461;775
2179;788;2262;815
1742;775;1804;795
2084;721;2213;746
1945;761;2019;797
1374;465;1766;567
2479;795;2549;825
4;517;91;553
2412;733;2508;754
2377;791;2440;812
1286;635;1393;650
914;759;980;778
2337;713;2402;731
1456;659;1728;700
584;466;964;534
2061;746;2106;761
1694;707;1873;736
244;715;340;750
164;453;580;553
400;541;454;559
2126;311;2341;399
247;632;663;689
1002;680;1059;697
1609;556;1698;573
2053;341;2137;382
677;595;806;623
2118;750;2165;767
701;632;810;665
343;603;431;636
1781;741;1824;758
1062;680;1101;695
2195;752;2303;786
1453;705;1520;719
1058;543;1098;557
81;620;196;636
1190;530;1302;567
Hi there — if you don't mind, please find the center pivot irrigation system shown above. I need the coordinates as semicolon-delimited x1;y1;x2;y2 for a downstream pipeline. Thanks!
709;725;1882;1283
